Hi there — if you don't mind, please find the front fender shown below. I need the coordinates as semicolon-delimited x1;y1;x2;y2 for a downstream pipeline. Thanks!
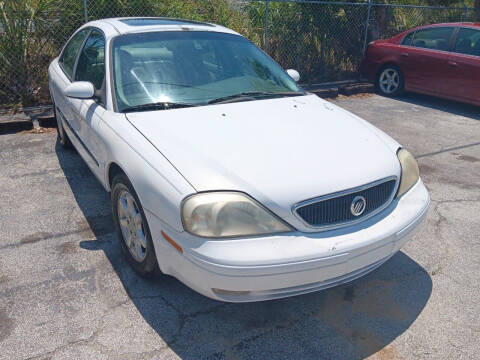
99;112;195;232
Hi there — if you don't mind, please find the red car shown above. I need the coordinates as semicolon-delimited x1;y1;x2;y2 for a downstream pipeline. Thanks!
362;22;480;106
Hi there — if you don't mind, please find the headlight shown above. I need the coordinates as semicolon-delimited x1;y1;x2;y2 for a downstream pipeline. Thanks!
396;148;420;198
182;192;293;238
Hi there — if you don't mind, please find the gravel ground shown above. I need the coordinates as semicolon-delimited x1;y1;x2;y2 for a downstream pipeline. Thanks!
0;93;479;360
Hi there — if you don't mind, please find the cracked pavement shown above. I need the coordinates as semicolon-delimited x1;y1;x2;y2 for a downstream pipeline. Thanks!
0;93;479;359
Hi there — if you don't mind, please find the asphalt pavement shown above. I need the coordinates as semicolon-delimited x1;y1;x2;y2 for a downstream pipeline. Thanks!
0;93;479;359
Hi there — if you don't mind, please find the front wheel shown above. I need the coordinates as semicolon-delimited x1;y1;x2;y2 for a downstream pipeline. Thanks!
111;173;158;277
376;65;404;97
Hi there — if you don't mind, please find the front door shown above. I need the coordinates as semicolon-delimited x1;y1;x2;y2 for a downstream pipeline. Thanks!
447;27;480;105
399;27;454;96
67;29;107;181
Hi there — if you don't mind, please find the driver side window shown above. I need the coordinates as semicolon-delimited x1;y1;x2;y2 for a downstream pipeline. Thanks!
75;29;106;90
59;29;89;79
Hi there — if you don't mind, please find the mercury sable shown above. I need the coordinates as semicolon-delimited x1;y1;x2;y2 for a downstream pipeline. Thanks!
48;17;430;302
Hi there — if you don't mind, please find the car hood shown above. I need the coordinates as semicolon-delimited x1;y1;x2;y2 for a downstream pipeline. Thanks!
126;94;401;231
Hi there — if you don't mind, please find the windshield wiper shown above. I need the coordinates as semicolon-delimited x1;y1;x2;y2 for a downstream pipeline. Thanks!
122;102;196;113
207;91;304;105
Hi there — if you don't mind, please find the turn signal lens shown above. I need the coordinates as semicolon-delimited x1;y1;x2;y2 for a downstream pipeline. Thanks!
161;231;183;254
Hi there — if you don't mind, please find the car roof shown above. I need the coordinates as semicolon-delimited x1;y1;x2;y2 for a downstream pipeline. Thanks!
413;22;480;30
83;17;239;38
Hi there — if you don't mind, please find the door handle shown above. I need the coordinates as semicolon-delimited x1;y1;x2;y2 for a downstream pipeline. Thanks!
448;61;458;67
401;53;409;57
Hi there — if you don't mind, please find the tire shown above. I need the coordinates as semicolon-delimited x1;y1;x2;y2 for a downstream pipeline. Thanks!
376;65;404;97
53;102;72;148
111;173;158;277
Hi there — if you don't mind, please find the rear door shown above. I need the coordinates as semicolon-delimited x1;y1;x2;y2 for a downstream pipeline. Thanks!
447;27;480;105
398;27;454;95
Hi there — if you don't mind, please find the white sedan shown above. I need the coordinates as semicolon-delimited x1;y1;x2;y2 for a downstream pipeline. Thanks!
49;17;430;302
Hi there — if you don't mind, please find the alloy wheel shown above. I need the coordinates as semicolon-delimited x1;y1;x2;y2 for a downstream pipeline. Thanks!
117;189;148;262
379;68;400;94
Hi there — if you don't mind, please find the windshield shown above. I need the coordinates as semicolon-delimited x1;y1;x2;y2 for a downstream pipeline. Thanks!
112;31;303;112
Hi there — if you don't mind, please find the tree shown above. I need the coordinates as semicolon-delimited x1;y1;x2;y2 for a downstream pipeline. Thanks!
0;0;83;106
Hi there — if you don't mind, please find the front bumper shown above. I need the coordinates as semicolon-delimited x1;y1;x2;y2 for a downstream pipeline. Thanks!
146;179;430;302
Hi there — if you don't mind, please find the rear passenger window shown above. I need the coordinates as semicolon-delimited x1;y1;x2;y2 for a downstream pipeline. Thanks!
412;27;454;51
402;32;414;46
454;28;480;56
59;29;89;79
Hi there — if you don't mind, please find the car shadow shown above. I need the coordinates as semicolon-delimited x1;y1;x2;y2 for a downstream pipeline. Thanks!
56;141;432;359
387;92;480;120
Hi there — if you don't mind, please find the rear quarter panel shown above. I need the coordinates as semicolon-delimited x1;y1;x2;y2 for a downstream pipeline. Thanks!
362;29;414;82
362;41;404;81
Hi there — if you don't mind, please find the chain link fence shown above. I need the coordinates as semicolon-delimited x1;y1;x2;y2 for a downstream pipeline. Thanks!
249;1;477;85
0;0;477;109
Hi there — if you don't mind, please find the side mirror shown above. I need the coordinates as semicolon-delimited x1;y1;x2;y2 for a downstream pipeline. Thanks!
65;81;95;99
286;69;300;82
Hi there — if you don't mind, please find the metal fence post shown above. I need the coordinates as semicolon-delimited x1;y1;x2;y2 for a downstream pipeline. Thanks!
265;0;269;52
83;0;89;23
362;0;372;55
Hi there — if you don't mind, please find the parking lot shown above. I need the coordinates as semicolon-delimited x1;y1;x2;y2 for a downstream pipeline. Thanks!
0;93;479;360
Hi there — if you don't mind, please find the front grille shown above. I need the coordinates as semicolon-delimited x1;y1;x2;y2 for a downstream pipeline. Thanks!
294;178;397;228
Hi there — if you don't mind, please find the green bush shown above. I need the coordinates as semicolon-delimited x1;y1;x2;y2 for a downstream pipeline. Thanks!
0;0;476;108
0;0;84;106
